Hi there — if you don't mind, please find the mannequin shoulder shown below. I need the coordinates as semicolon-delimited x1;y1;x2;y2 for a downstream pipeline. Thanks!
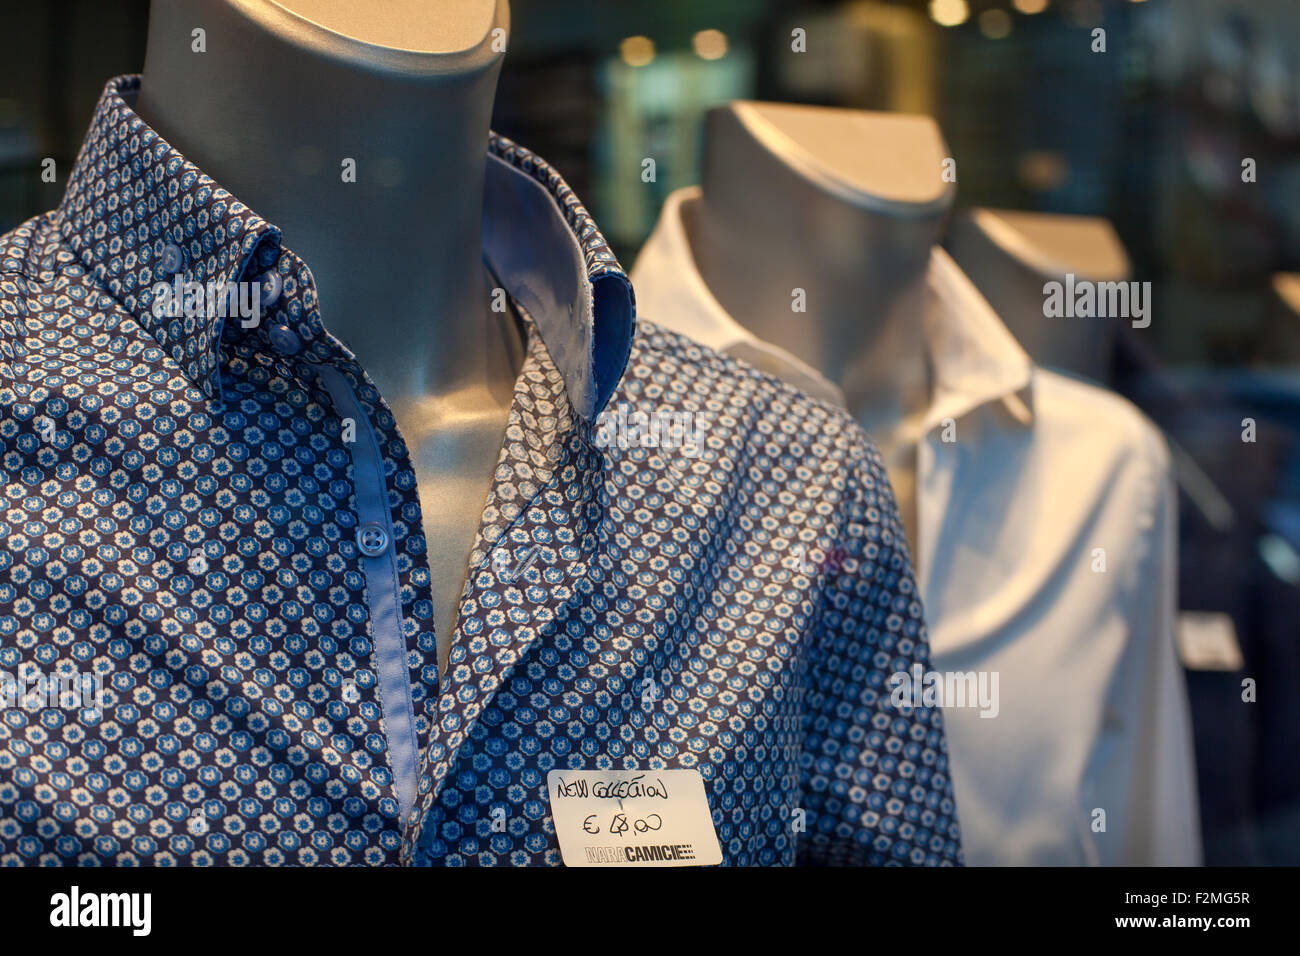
627;318;858;415
1030;367;1172;480
0;214;61;335
606;318;883;470
0;211;149;364
0;213;51;279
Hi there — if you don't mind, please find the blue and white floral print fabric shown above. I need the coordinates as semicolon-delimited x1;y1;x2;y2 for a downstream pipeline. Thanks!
0;75;961;866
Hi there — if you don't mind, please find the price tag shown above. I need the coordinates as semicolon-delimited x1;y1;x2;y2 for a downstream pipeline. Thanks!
546;769;723;867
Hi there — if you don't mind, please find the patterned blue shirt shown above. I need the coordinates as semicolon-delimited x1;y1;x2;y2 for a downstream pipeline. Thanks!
0;75;961;866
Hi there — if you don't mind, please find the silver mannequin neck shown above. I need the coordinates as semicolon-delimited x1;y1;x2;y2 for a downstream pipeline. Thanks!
136;0;523;666
684;101;953;546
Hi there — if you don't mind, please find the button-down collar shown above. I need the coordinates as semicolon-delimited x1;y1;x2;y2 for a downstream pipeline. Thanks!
53;75;634;418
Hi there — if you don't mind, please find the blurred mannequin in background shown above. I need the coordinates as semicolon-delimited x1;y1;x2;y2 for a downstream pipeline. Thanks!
946;208;1131;385
632;101;1201;866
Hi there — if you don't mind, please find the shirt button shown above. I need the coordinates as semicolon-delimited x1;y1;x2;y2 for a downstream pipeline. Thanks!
258;270;283;308
356;522;390;557
268;323;301;356
160;242;184;274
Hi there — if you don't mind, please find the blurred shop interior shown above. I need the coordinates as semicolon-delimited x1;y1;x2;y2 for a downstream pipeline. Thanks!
1;0;1297;864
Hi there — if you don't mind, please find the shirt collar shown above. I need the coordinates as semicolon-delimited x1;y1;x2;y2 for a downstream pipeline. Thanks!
630;185;1034;429
924;245;1034;430
630;186;847;408
54;74;635;420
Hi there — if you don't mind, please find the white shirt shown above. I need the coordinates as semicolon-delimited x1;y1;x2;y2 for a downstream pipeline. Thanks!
631;186;1202;865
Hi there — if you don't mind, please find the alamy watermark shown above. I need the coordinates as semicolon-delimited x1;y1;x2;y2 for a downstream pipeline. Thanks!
1043;273;1151;329
150;276;264;328
1;669;109;714
890;663;999;718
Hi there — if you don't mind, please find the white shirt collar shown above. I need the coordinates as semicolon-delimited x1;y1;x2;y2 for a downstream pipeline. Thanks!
630;186;1034;429
924;245;1035;429
630;187;848;408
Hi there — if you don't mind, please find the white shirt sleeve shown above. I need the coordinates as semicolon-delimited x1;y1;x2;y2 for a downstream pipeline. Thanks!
1091;439;1202;865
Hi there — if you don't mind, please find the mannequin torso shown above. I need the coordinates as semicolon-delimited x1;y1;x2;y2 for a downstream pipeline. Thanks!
135;0;521;667
686;102;952;547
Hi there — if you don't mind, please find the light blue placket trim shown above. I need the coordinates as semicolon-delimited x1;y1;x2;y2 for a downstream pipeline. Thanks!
313;363;420;826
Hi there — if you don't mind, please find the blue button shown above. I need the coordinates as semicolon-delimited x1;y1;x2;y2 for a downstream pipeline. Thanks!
267;323;301;356
356;522;390;557
160;242;183;274
258;270;283;308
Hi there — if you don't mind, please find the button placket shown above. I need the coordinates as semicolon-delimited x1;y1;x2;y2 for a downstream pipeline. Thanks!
312;361;420;825
357;521;390;557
